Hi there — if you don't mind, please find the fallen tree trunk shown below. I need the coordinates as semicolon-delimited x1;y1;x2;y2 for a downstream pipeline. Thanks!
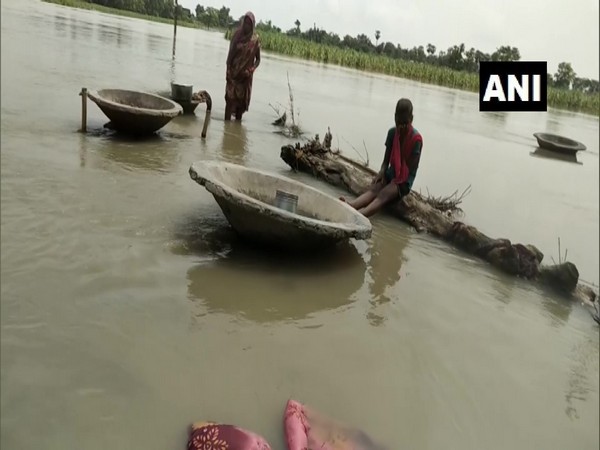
280;134;599;322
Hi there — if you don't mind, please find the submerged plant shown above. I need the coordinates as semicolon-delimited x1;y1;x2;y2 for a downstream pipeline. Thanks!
270;72;304;138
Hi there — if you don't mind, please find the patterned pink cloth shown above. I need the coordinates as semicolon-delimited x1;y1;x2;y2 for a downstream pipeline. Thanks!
283;399;387;450
187;422;271;450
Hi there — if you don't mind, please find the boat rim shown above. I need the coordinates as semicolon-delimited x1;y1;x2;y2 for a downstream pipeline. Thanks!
88;88;183;117
189;161;372;235
533;132;587;150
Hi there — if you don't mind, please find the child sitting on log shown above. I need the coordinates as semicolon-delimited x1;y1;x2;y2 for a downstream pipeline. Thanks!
341;98;423;217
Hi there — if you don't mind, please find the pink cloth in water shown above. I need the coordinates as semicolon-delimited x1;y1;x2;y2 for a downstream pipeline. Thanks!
284;399;387;450
187;421;271;450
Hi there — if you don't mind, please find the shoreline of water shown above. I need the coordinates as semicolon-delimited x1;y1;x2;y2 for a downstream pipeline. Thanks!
41;0;600;117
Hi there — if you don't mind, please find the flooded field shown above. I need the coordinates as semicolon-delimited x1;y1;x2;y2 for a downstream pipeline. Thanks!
1;1;598;449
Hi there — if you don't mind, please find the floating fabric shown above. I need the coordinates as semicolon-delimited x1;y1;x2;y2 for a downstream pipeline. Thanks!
284;399;387;450
187;421;272;450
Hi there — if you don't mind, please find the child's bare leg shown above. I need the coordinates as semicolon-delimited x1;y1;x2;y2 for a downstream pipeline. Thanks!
359;182;399;217
341;182;384;210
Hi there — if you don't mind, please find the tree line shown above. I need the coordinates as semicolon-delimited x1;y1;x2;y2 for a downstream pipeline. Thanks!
256;18;598;94
82;1;599;94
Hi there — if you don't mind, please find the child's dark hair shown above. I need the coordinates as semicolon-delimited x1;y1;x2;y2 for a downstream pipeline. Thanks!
395;98;413;116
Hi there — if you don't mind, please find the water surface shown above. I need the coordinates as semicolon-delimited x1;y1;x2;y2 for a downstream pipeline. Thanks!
1;1;599;449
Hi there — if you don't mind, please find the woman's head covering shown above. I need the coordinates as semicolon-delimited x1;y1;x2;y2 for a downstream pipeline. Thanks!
231;11;255;46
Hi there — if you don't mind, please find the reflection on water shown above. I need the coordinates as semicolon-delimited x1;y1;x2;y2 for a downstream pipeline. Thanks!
530;147;581;165
156;111;212;139
173;197;367;325
69;16;94;42
53;15;95;42
170;209;238;258
540;293;573;327
546;116;562;134
187;238;367;323
482;111;508;126
146;33;165;53
78;133;86;168
564;337;599;420
97;23;126;47
53;15;67;35
489;271;517;305
169;54;176;84
365;225;409;326
220;121;248;164
98;142;179;173
80;128;182;172
1;2;599;449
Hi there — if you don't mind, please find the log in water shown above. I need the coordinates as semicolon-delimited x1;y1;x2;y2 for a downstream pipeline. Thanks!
280;134;599;319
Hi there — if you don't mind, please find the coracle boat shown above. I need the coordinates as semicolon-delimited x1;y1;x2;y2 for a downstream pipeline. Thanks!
533;132;586;156
188;161;372;250
87;88;182;135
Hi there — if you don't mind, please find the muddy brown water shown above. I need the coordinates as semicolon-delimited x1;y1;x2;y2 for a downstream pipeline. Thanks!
1;1;599;449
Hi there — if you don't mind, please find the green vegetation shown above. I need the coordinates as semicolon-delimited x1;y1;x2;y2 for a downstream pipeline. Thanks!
242;29;599;116
42;0;600;116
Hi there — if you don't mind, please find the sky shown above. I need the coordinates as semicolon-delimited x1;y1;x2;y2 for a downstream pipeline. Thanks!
180;0;600;80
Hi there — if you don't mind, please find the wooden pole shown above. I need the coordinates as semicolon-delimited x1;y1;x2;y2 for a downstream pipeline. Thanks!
172;0;178;58
201;92;212;138
79;87;87;133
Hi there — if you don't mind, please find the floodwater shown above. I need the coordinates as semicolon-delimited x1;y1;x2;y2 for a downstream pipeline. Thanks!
1;1;599;449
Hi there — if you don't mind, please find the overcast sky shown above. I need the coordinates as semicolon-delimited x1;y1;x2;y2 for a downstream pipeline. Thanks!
180;0;599;79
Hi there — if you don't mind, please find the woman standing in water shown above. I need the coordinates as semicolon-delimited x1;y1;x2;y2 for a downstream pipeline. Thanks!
225;12;261;121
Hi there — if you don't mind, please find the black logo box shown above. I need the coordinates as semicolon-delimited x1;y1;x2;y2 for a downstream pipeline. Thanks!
479;61;547;112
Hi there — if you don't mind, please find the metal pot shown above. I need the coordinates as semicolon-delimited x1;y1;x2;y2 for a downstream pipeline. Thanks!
275;190;298;214
171;82;193;102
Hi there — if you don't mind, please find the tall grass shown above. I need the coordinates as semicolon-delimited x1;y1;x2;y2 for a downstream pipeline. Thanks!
244;30;599;117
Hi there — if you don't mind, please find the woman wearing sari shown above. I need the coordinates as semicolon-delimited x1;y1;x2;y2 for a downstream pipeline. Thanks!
225;12;261;121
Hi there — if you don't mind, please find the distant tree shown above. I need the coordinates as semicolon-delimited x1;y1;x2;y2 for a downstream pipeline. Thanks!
426;43;436;56
464;47;478;72
375;30;381;46
491;45;520;61
380;41;395;57
445;43;465;70
256;19;281;33
355;33;374;52
201;6;219;28
294;19;301;32
217;6;230;27
554;62;576;89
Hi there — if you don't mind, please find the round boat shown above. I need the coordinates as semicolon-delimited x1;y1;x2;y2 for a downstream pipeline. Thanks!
88;89;182;135
188;161;373;249
533;132;586;156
